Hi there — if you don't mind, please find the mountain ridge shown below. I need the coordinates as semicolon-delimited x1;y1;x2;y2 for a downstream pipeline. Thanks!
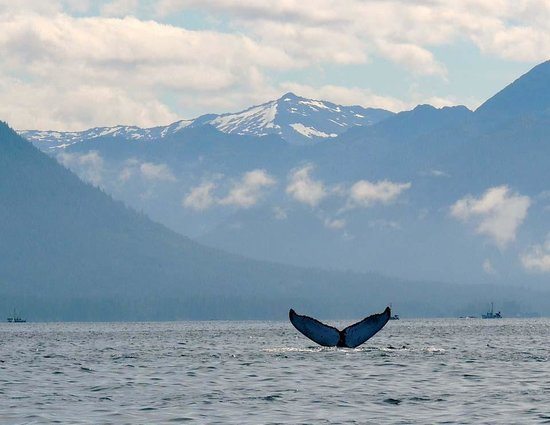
20;93;393;147
475;60;550;119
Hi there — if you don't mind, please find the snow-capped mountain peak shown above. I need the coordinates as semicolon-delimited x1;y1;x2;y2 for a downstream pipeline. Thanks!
201;92;393;143
19;94;393;148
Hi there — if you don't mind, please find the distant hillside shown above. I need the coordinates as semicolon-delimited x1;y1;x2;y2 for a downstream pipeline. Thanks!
3;122;550;320
0;121;443;320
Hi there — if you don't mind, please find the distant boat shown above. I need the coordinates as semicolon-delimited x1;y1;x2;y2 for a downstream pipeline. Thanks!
482;302;502;319
6;309;26;323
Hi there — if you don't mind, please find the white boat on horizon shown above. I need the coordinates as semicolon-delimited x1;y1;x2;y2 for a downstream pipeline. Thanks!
482;302;502;319
6;309;26;323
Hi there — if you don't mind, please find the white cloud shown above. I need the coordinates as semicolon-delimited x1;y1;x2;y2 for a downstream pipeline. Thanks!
57;150;104;186
280;82;410;112
450;185;531;249
273;206;288;220
324;217;346;230
118;167;133;182
0;13;293;130
521;234;550;273
139;162;176;182
375;40;447;78
184;169;275;211
285;167;410;211
182;181;217;211
219;169;276;208
118;159;176;182
286;164;327;207
421;169;450;178
157;0;550;69
157;1;447;74
118;158;140;182
348;180;411;208
0;77;179;132
482;259;497;275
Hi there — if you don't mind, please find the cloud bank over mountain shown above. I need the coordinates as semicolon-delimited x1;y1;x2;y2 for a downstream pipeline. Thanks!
0;0;547;130
286;165;327;207
183;170;276;210
451;186;531;249
522;235;550;273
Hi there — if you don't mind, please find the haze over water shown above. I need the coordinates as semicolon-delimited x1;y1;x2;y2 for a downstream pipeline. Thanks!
1;319;549;424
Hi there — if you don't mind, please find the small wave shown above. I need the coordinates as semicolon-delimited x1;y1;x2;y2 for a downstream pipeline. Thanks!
409;396;432;402
90;386;110;392
111;353;138;360
424;347;446;354
262;347;329;353
463;374;482;381
262;394;281;402
380;345;410;352
248;393;283;402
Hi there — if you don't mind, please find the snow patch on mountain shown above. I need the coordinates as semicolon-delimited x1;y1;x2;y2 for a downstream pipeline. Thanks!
21;120;194;150
290;123;337;138
210;101;279;136
299;99;332;110
161;120;193;136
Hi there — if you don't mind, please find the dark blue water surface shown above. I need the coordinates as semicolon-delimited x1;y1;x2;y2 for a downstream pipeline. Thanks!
1;319;549;424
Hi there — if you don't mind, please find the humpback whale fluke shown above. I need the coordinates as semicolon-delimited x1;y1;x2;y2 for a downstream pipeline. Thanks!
289;307;391;348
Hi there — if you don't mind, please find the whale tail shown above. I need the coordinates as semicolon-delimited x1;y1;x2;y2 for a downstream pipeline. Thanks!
289;307;391;348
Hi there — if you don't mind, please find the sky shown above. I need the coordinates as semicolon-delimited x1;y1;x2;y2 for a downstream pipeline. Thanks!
0;0;548;131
